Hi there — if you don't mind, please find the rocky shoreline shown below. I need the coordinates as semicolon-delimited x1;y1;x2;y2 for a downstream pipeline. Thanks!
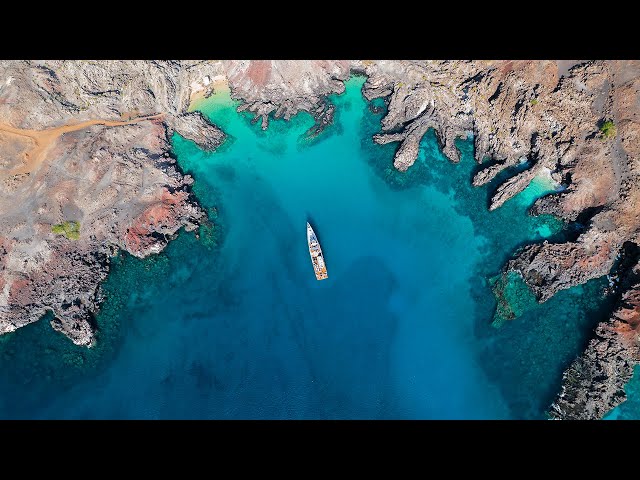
357;60;640;419
0;61;228;346
549;242;640;419
223;60;351;131
1;60;638;418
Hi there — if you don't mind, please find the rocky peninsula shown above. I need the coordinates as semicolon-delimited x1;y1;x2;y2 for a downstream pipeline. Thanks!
0;60;638;419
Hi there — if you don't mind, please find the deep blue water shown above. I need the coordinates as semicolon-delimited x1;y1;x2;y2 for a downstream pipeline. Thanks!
0;77;621;419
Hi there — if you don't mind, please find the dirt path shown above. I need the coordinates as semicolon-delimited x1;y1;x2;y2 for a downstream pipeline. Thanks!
0;113;165;177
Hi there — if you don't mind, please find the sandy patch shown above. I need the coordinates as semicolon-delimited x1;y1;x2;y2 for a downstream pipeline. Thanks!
189;75;228;110
0;113;164;177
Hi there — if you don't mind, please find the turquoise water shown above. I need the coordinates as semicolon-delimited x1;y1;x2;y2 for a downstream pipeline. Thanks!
0;77;618;419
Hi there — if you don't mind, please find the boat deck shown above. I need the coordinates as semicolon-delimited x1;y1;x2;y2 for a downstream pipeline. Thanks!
307;222;328;280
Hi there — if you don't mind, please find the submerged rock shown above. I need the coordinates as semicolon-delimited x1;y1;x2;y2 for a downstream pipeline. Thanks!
489;270;538;326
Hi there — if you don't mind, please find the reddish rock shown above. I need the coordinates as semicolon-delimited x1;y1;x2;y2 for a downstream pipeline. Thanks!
124;188;194;257
245;60;272;87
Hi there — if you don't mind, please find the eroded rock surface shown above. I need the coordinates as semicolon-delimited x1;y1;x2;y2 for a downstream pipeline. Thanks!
0;60;227;345
223;60;351;130
355;60;640;419
549;250;640;420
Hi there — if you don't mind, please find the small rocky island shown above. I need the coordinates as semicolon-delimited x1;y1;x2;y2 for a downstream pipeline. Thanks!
0;60;638;419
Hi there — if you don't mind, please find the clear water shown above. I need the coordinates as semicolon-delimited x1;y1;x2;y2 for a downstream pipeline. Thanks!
0;76;617;419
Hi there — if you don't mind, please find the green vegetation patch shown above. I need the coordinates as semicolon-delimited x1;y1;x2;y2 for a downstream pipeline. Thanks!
530;98;538;105
599;119;616;139
52;221;80;240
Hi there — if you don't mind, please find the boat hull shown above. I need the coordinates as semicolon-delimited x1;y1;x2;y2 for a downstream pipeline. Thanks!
307;222;328;280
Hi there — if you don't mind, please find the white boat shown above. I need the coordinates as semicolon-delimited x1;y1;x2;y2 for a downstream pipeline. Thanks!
307;222;328;280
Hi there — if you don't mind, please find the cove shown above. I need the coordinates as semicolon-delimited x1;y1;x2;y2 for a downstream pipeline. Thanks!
0;76;618;419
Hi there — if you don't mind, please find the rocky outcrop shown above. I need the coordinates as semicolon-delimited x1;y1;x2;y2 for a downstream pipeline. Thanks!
0;119;206;346
2;241;112;346
123;186;201;258
0;60;228;346
168;111;225;151
223;60;351;130
358;60;640;418
362;60;638;295
306;101;336;139
549;249;640;420
517;61;640;418
505;229;622;302
0;59;353;347
362;61;610;197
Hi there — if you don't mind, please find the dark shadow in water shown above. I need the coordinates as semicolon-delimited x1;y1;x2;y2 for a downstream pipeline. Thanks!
189;359;215;393
536;221;583;245
159;153;401;418
213;164;236;183
296;254;399;419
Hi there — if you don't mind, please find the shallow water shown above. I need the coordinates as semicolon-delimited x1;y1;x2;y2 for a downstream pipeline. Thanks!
0;77;619;419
